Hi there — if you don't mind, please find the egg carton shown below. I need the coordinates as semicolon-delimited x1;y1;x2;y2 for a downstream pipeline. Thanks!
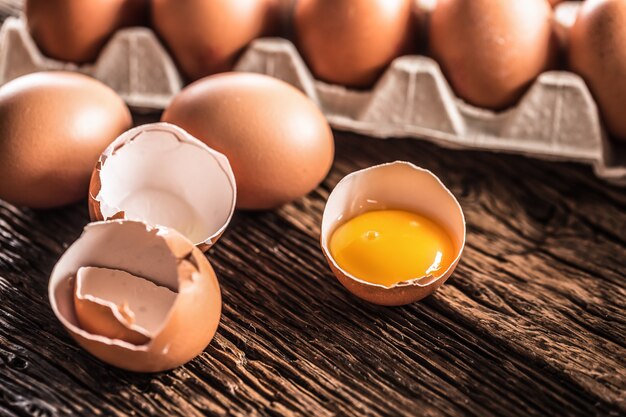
1;11;625;185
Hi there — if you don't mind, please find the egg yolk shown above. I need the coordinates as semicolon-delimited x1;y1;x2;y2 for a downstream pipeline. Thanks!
329;210;455;287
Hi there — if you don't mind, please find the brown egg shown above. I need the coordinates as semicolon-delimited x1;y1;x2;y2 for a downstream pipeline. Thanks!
162;72;334;210
569;0;626;142
25;0;149;64
0;72;132;208
49;220;222;372
151;0;279;82
294;0;416;88
429;0;557;110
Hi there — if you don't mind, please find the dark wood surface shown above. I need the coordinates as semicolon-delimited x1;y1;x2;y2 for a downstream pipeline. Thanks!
1;2;625;416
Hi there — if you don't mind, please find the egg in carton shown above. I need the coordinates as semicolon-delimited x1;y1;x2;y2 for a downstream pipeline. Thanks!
0;2;625;185
0;14;182;110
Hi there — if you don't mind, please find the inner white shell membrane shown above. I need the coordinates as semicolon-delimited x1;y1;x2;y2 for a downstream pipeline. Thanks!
97;126;235;245
76;266;177;337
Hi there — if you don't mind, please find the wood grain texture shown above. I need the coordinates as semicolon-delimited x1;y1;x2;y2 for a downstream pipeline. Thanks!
1;2;625;416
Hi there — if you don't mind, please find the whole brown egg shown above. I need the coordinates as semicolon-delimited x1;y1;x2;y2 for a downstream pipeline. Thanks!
162;73;334;210
151;0;279;82
294;0;416;88
0;72;132;208
429;0;557;110
25;0;149;64
569;0;626;142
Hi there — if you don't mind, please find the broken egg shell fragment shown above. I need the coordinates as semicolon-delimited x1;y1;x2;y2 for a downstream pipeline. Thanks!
49;220;222;373
73;266;177;346
320;162;466;306
89;122;236;252
74;291;151;346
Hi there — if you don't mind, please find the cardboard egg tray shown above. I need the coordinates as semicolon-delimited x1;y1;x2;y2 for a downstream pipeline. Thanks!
1;6;625;185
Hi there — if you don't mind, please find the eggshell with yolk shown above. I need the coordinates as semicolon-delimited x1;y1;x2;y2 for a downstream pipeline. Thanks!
320;162;466;306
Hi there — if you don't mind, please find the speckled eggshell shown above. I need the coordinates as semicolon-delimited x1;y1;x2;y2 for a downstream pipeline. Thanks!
0;72;132;208
429;0;557;110
162;72;334;210
294;0;417;88
569;0;626;142
151;0;280;82
25;0;149;63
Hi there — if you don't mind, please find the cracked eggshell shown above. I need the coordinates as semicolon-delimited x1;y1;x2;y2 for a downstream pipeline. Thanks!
73;266;177;345
320;162;465;306
49;220;222;373
89;122;236;251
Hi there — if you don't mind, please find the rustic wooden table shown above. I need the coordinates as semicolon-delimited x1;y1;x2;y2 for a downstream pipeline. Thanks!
1;1;625;416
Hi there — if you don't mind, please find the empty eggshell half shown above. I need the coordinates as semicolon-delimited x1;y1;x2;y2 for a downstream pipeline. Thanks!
49;220;222;372
89;122;236;251
320;162;466;306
